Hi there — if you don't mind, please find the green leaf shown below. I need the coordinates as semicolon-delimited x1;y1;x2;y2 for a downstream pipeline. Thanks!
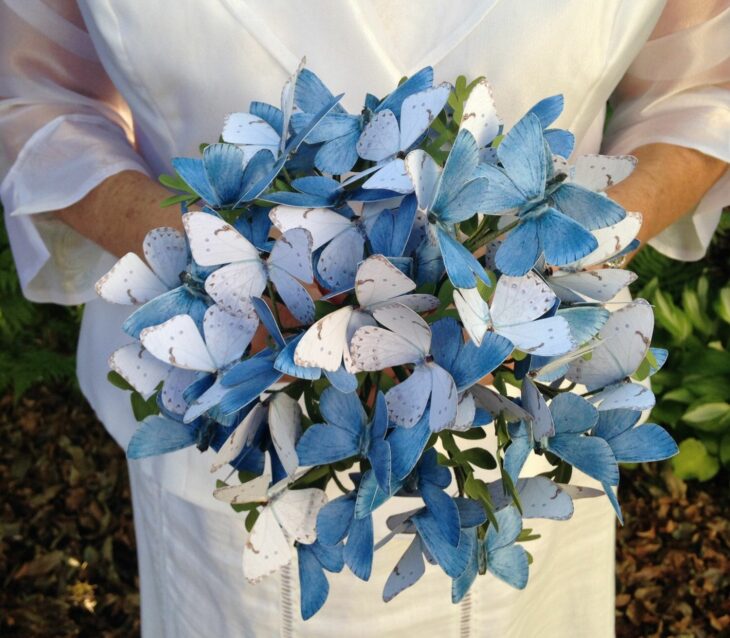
314;299;339;320
720;433;730;466
107;370;134;392
452;427;487;440
461;448;497;469
682;402;729;425
244;508;260;532
130;391;159;421
161;193;196;208
715;287;730;324
662;387;694;404
682;287;713;336
671;438;719;481
653;289;693;342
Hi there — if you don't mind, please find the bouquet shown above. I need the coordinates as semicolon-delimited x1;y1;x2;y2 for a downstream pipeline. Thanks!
96;61;678;619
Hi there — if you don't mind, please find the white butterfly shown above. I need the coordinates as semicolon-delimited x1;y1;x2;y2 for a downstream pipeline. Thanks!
546;212;641;303
183;211;314;322
567;154;637;192
269;205;364;291
213;468;326;584
109;343;196;416
293;255;439;372
350;303;457;431
453;272;576;356
221;58;304;159
566;299;656;410
210;393;302;477
486;476;603;521
139;305;258;422
96;227;188;304
459;78;502;162
357;83;452;193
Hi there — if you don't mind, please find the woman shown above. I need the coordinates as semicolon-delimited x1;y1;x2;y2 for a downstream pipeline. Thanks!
1;1;727;636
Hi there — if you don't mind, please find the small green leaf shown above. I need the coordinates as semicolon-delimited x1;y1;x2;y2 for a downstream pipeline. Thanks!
452;427;487;440
107;370;134;391
244;508;260;532
682;402;729;425
715;287;730;324
461;448;497;469
161;193;196;208
671;438;719;481
130;391;159;421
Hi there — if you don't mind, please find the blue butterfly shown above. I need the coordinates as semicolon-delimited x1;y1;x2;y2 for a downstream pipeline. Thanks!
381;320;511;481
478;112;626;275
381;497;486;601
405;129;494;288
593;408;677;523
504;389;619;486
297;389;392;492
127;411;231;459
526;94;575;158
296;540;344;620
291;66;435;175
176;93;343;209
452;506;529;602
316;488;377;582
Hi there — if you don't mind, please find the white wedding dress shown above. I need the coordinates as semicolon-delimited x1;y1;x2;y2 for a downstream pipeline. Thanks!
1;1;728;636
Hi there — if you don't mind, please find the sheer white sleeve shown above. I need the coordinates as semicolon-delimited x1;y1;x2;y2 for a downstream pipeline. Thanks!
0;0;150;304
603;0;730;262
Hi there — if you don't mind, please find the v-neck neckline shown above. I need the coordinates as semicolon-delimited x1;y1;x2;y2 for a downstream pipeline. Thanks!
220;0;504;80
348;0;504;78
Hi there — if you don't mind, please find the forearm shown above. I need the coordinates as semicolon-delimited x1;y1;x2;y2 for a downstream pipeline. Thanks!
606;143;728;245
55;170;182;258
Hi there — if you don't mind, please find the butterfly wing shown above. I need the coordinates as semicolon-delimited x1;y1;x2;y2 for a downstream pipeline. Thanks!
183;211;260;266
385;364;433;427
357;110;400;161
569;154;637;192
96;253;168;305
142;227;188;289
382;536;426;602
268;393;302;477
496;113;546;200
273;488;327;544
270;206;352;250
243;505;292;583
548;269;637;304
399;83;451;151
126;415;198;459
460;78;501;150
109;343;171;398
491;272;556;326
405;149;442;211
203;304;258;369
294;306;354;371
355;255;416;308
210;402;267;473
140;314;216;372
566;299;653;391
204;261;268;317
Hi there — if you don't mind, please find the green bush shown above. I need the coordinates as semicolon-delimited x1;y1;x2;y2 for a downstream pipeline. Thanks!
630;212;730;481
0;211;80;399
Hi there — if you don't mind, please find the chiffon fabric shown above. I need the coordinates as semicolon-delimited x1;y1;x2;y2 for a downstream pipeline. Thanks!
1;1;728;636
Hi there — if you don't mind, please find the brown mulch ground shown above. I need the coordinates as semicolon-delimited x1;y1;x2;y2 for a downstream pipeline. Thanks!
1;385;727;637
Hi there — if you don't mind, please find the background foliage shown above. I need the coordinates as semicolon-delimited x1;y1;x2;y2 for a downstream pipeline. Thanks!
629;211;730;481
0;219;80;399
